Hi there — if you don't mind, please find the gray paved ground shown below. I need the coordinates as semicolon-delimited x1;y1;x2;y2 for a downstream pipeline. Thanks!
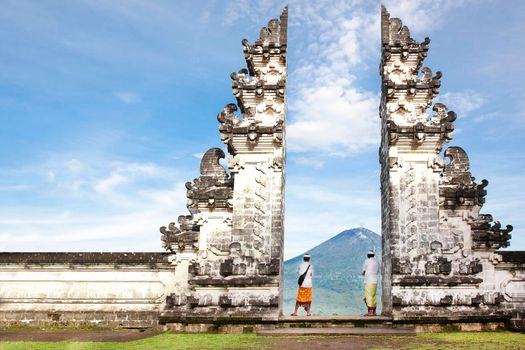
257;326;415;336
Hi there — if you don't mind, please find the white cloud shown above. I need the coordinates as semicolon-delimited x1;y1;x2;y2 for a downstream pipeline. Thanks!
114;91;141;104
474;111;502;123
0;157;189;252
47;171;56;182
285;3;381;156
0;185;33;192
383;0;474;34
94;171;127;193
440;90;484;117
0;185;187;251
288;86;379;155
285;0;472;156
66;158;83;173
292;156;325;169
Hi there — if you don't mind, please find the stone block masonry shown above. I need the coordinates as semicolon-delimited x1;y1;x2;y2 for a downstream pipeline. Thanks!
379;5;525;330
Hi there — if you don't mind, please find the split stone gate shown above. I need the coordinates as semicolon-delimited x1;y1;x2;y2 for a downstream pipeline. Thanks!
0;7;523;330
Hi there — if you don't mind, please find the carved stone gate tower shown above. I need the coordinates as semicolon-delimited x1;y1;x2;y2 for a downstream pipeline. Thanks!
380;6;524;326
160;8;288;319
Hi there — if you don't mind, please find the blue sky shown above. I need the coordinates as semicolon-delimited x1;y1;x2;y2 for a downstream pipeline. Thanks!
0;0;524;258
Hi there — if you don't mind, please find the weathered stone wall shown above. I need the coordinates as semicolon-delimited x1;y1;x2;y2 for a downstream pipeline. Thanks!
159;7;288;320
0;253;180;327
379;5;525;329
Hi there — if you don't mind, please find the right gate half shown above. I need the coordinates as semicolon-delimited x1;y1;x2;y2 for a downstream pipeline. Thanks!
379;6;525;329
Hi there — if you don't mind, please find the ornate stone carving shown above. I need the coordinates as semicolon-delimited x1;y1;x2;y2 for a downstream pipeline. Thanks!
425;257;452;275
160;148;233;254
186;148;233;210
440;147;489;209
470;214;513;249
458;259;483;275
160;216;199;252
218;103;241;144
242;7;288;76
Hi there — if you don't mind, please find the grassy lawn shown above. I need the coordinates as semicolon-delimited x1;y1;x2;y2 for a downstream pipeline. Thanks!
0;333;263;350
0;332;523;350
401;332;525;350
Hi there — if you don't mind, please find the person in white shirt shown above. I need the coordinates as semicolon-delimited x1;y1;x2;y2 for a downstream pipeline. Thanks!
362;249;380;316
291;254;314;316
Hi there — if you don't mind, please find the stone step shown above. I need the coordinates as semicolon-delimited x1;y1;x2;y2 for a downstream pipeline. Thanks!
256;327;416;337
276;315;393;328
279;315;392;323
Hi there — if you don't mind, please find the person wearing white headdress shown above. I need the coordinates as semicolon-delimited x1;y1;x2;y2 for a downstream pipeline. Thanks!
362;249;379;316
291;254;314;316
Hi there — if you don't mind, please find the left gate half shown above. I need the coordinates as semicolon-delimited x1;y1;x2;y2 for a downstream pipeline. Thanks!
159;7;288;321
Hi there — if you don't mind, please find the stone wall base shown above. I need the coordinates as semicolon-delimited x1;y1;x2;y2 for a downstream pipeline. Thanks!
393;314;524;332
509;311;525;331
1;312;522;332
164;323;258;334
0;311;160;328
412;322;506;333
162;315;525;333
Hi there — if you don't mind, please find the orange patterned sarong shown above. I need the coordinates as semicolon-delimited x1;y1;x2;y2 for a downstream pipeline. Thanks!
296;287;312;305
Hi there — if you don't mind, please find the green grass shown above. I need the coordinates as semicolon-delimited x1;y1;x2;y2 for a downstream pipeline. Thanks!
0;333;264;350
0;332;524;350
367;332;525;350
273;333;525;350
0;326;110;331
407;332;525;350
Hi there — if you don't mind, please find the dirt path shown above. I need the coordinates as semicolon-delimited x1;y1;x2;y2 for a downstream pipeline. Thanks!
0;329;160;342
261;335;442;350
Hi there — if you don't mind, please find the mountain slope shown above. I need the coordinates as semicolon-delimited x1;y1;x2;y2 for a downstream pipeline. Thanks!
283;227;381;315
